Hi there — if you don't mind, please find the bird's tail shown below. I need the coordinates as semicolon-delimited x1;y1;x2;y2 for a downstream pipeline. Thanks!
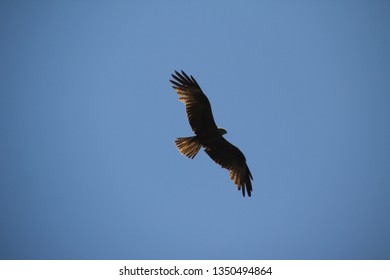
175;136;202;159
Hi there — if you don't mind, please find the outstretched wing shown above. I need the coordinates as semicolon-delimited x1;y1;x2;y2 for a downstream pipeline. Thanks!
204;138;253;197
170;71;218;135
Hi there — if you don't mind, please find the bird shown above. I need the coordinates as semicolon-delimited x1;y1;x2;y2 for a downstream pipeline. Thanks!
170;70;253;197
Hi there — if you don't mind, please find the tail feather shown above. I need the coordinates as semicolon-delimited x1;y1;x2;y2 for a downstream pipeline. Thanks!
175;136;202;159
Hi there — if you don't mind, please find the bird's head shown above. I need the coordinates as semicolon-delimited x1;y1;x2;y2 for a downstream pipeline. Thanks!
218;127;227;135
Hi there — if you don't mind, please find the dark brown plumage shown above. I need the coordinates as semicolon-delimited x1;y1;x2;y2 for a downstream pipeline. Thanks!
170;70;253;197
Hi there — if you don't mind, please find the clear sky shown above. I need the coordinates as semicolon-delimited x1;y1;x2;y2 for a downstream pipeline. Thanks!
1;1;389;260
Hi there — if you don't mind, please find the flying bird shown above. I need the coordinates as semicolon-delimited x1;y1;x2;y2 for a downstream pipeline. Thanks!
170;70;253;197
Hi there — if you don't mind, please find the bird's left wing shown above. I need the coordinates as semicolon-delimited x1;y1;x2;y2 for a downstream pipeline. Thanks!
204;138;253;197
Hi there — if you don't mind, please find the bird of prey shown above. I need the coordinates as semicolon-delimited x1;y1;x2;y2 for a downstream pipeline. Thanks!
170;70;253;197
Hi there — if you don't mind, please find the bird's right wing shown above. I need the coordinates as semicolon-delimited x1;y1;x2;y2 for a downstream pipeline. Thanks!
170;71;218;134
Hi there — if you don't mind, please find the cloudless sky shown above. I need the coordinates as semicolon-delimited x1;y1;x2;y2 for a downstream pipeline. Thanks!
1;0;390;260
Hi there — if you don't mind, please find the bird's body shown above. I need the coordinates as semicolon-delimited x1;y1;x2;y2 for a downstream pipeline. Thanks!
170;71;253;197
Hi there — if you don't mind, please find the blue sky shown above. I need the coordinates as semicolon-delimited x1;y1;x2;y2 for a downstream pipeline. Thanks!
1;1;389;259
